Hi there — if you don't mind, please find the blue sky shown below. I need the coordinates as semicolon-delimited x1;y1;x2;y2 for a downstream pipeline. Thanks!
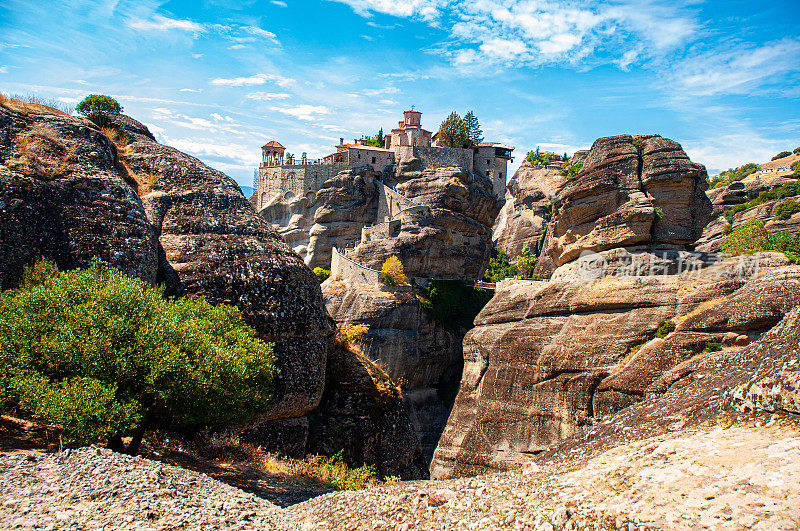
2;0;799;190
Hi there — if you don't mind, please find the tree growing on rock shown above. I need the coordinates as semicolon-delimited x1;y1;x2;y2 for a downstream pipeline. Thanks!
379;255;407;286
76;95;123;116
436;112;470;149
0;260;277;454
463;111;483;146
516;246;538;278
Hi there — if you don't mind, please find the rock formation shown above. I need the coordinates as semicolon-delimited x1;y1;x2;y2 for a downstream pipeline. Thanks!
431;255;798;478
540;135;713;273
103;113;331;420
492;162;563;258
0;98;158;289
323;284;462;461
0;101;424;479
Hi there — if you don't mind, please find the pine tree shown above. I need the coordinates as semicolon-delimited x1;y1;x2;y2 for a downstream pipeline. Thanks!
463;111;483;147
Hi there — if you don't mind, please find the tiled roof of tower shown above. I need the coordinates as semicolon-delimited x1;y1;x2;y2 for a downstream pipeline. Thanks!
262;141;285;149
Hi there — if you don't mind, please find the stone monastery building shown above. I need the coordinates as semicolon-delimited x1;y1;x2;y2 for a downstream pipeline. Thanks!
254;110;513;210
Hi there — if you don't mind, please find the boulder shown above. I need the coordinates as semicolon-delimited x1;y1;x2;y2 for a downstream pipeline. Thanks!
543;135;712;269
0;99;158;289
103;114;331;420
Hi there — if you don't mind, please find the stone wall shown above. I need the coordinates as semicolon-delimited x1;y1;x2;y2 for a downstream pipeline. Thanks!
377;182;420;220
331;246;380;285
256;163;346;210
362;219;401;243
395;146;474;173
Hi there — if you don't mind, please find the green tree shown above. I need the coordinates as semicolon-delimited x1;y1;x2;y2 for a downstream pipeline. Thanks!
0;260;277;454
436;112;470;148
463;111;483;147
364;128;384;148
313;267;331;283
516;246;538;277
75;95;123;116
483;249;518;282
772;151;792;161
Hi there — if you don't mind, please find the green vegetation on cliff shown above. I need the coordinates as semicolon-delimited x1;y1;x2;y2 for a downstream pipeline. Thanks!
724;181;800;221
0;260;277;454
709;163;760;189
723;219;800;262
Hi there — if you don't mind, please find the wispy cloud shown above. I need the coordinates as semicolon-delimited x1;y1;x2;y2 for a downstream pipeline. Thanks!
210;73;295;87
127;14;204;32
179;88;202;93
271;0;288;6
271;104;330;120
672;38;800;97
0;66;8;74
246;92;292;101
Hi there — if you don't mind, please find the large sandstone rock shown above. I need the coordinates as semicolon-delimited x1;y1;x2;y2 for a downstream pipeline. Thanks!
323;282;462;461
348;167;501;279
103;114;331;420
542;135;712;270
0;100;158;289
492;162;562;258
431;254;795;479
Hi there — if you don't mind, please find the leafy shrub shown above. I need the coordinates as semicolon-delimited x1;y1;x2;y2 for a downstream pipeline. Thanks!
723;224;733;235
560;160;584;180
0;260;277;453
76;95;122;116
632;137;645;150
772;151;791;161
702;341;722;353
516;246;538;278
792;161;800;177
379;255;407;286
722;219;800;263
655;319;676;338
775;200;800;220
709;163;759;189
483;249;517;282
724;180;800;221
336;323;370;349
794;147;800;155
419;279;492;333
654;206;664;221
313;267;331;283
295;451;379;490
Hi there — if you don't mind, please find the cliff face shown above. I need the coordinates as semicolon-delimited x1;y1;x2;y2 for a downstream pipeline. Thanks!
431;256;798;478
541;135;713;272
492;162;563;258
259;168;380;268
0;101;158;289
323;284;462;461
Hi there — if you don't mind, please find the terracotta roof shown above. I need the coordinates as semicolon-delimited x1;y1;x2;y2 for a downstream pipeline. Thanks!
262;141;285;149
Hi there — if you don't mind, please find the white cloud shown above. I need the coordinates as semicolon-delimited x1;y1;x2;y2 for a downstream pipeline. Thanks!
672;38;800;97
363;87;401;96
162;136;259;166
246;92;292;101
127;14;203;32
328;0;445;21
271;104;330;120
228;44;246;50
57;96;81;104
0;66;7;74
192;54;204;59
210;113;235;122
210;73;295;87
179;88;202;93
271;0;288;6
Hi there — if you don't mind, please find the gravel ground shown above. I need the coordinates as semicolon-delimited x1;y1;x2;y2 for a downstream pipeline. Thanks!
2;425;800;530
0;446;283;530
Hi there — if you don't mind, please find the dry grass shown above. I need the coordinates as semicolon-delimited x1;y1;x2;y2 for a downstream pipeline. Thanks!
9;126;71;179
613;341;649;374
0;93;73;116
327;278;347;295
674;296;726;327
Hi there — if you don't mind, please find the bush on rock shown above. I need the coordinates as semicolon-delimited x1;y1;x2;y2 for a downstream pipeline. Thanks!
0;260;277;454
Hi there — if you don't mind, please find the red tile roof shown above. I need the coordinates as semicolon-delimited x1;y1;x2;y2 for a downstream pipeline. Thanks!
262;141;285;149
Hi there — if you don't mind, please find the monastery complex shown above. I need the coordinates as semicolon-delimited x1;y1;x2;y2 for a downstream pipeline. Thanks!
254;110;514;210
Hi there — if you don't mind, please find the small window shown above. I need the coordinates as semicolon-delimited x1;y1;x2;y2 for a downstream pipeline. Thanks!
358;153;361;159
372;157;377;164
487;159;491;166
499;172;503;180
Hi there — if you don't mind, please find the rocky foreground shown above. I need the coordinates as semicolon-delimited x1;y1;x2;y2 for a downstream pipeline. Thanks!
3;422;800;530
